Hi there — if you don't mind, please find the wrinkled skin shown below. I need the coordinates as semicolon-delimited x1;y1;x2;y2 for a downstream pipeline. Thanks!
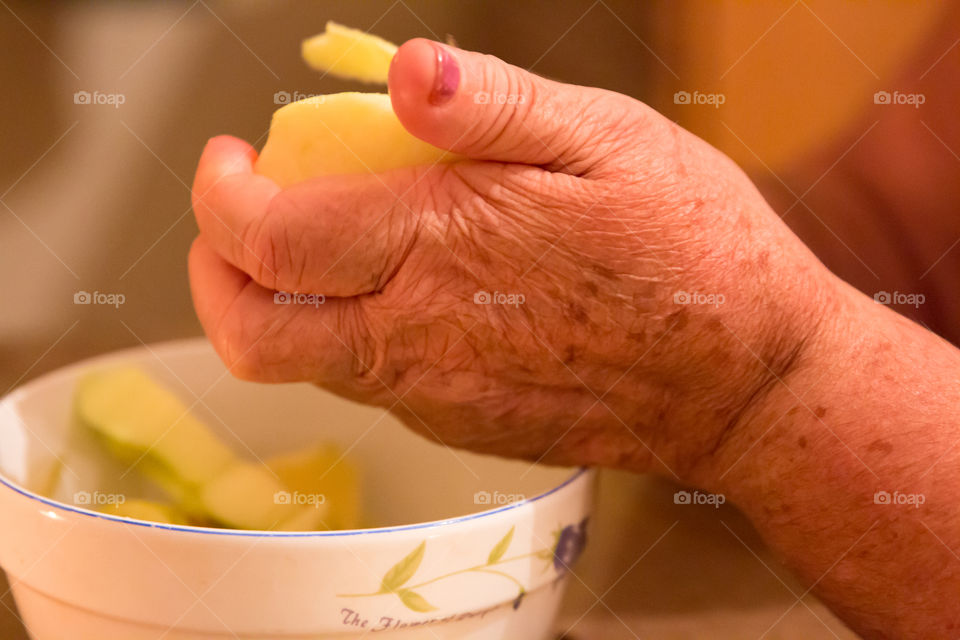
189;38;839;481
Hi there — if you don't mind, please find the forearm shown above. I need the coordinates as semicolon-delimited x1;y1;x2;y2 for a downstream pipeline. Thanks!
707;279;960;639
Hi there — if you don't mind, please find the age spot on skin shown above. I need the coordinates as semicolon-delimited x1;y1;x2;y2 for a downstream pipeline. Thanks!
797;436;807;448
814;406;827;418
589;264;620;281
666;308;689;331
565;302;589;324
705;316;724;332
580;280;600;297
867;439;894;455
627;331;647;346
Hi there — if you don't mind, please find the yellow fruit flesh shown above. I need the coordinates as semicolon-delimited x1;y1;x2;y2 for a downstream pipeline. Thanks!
76;369;235;487
254;23;457;188
200;461;328;531
254;93;453;188
74;369;358;531
301;21;397;84
267;444;361;530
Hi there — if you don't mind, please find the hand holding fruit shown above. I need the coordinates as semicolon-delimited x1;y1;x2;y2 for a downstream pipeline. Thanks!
189;35;842;483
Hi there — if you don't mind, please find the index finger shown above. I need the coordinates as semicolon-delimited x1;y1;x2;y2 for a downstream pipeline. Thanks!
192;135;282;275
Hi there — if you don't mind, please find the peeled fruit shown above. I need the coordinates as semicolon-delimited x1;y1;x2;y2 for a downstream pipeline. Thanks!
73;368;358;531
267;444;361;530
75;368;235;487
301;21;397;84
253;23;457;188
200;461;328;531
138;457;208;520
255;93;454;188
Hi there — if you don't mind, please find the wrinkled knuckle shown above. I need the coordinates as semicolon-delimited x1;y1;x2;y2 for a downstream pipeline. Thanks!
464;63;532;155
344;308;394;396
246;196;301;292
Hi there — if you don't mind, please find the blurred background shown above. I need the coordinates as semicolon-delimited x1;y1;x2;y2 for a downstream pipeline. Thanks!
1;1;956;637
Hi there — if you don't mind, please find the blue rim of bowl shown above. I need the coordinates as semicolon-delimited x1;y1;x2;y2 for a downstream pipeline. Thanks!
0;465;589;538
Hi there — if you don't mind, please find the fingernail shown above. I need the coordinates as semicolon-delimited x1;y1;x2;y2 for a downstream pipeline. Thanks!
429;43;459;106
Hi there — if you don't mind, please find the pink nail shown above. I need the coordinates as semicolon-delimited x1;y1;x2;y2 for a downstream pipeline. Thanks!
429;43;460;105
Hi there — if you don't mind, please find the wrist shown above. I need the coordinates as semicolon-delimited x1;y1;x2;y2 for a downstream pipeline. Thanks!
683;273;860;495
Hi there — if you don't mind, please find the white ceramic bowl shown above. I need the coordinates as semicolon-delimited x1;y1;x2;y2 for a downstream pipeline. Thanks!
0;338;593;639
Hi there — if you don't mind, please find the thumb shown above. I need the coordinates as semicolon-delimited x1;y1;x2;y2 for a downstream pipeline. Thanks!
388;38;635;175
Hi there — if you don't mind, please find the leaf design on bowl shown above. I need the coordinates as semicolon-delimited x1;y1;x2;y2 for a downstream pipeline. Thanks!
338;520;588;612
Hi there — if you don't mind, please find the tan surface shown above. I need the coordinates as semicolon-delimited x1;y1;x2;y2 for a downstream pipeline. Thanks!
1;1;945;637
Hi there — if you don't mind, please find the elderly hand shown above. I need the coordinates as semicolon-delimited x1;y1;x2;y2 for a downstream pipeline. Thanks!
189;38;840;482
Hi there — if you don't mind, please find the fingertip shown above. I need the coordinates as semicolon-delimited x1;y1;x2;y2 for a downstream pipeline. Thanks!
390;39;461;137
203;135;258;165
192;134;280;269
195;135;259;194
389;38;439;102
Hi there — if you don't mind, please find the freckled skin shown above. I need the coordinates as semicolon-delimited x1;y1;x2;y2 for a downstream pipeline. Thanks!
190;33;960;639
190;65;831;474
